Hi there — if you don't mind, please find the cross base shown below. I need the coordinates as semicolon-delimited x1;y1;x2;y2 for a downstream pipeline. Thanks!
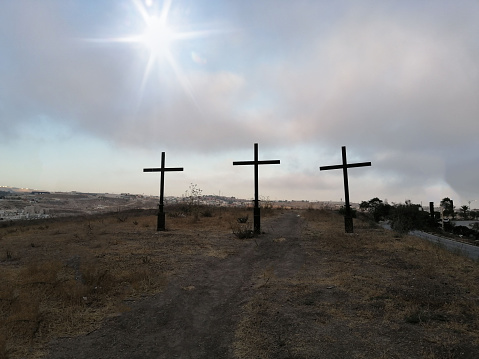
254;207;261;234
344;216;354;233
157;206;166;231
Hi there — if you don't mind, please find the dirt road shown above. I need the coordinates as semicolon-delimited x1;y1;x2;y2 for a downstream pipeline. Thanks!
46;211;305;359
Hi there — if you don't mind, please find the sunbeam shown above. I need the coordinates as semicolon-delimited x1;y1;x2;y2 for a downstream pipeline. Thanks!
86;0;217;107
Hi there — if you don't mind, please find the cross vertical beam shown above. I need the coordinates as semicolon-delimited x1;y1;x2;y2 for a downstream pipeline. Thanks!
233;143;280;234
320;146;371;233
143;152;183;231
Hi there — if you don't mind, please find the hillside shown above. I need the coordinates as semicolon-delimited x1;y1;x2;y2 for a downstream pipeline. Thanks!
1;207;478;358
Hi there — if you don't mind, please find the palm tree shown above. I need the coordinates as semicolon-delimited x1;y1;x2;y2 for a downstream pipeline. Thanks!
460;205;469;219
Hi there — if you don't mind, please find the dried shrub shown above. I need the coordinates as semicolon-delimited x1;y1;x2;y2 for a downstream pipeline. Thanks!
23;260;63;285
201;208;214;218
237;215;249;223
81;263;115;291
231;222;254;239
58;279;89;306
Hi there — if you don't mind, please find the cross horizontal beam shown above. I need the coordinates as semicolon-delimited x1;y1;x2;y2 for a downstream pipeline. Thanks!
233;160;280;166
143;167;184;172
320;161;371;171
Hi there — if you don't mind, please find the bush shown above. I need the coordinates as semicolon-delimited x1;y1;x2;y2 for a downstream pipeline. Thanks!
389;201;430;234
237;215;249;223
338;206;356;218
201;207;214;218
231;221;254;239
360;198;391;222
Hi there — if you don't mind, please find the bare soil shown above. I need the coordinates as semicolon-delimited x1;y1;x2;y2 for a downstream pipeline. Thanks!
45;211;305;359
2;208;479;358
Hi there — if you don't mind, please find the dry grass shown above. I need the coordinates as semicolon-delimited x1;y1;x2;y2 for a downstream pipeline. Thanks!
234;209;479;358
1;207;479;358
0;207;253;358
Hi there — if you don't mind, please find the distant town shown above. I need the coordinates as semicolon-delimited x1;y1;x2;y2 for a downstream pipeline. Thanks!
0;186;342;222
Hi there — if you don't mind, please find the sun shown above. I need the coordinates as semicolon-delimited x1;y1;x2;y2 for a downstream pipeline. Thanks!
133;0;178;60
139;15;175;56
87;0;216;104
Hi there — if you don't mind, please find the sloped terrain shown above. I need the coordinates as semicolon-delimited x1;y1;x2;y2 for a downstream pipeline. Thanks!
1;208;478;358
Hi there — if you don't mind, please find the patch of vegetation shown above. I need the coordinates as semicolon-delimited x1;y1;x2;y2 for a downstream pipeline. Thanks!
231;222;255;239
389;200;432;234
338;205;357;218
237;215;249;224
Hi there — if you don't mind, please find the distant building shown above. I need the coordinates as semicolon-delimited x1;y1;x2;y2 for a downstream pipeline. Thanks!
32;191;50;195
24;205;49;216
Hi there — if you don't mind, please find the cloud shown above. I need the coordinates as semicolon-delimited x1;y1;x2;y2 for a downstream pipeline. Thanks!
191;51;207;64
245;1;479;202
6;1;477;153
274;12;479;147
1;0;478;203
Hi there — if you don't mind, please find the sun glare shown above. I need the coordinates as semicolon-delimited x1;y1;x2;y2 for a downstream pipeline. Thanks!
87;0;218;106
140;15;175;56
134;0;177;59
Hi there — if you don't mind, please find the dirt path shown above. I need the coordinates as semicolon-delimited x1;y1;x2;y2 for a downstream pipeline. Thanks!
46;211;305;359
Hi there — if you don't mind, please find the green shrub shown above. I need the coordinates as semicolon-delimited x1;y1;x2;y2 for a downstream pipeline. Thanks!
389;201;430;234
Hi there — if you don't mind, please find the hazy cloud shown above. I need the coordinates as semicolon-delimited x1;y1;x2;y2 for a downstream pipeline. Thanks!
1;0;478;203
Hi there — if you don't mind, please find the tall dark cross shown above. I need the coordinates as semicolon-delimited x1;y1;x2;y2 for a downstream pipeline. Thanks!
143;152;183;231
320;146;371;233
233;143;280;234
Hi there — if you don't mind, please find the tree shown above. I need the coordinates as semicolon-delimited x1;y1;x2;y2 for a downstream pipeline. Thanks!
184;183;202;206
470;210;479;220
389;200;430;234
181;183;203;218
460;205;469;219
359;201;370;211
360;197;391;222
440;197;455;218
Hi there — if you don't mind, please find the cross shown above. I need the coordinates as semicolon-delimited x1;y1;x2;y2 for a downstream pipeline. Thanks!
320;146;371;233
233;143;280;234
144;152;184;231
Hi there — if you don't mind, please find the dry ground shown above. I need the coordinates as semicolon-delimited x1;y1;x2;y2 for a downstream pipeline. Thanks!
1;207;478;358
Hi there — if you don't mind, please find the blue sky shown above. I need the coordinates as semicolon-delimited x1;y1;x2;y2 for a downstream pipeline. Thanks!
1;0;478;206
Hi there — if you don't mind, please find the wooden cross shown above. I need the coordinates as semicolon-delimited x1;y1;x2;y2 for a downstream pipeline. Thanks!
320;146;371;233
233;143;280;234
144;152;184;231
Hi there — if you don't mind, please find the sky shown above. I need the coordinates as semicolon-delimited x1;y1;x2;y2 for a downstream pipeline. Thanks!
1;0;478;207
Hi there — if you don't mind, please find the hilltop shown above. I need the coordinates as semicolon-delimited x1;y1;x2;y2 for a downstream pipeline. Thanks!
0;187;343;222
1;207;478;358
